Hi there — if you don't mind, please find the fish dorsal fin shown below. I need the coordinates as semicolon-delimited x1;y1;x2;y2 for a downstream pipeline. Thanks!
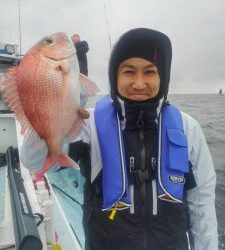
2;67;31;132
79;73;99;96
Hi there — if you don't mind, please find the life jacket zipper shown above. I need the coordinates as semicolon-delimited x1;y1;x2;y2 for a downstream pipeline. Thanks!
137;110;146;207
137;109;147;249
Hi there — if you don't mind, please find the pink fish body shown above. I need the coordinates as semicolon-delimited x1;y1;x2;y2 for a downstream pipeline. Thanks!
2;32;97;176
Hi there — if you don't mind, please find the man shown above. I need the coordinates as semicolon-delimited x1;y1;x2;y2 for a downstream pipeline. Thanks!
21;28;218;250
69;34;90;163
71;34;89;108
71;33;89;76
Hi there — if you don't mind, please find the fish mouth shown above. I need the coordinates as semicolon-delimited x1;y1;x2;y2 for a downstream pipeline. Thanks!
46;50;76;61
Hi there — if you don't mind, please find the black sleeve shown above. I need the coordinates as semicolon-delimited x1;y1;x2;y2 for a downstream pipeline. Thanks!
68;140;91;179
75;40;89;54
75;41;89;76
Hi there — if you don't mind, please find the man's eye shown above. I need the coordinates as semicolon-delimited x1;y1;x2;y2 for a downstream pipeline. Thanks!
123;70;134;74
145;70;156;75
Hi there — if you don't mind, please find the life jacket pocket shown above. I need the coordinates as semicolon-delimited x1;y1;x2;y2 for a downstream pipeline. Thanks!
166;128;189;173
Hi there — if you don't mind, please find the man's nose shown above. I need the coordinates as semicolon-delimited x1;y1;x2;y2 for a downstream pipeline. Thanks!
132;74;146;89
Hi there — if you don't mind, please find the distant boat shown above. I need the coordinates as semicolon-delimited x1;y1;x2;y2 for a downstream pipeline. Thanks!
219;88;224;96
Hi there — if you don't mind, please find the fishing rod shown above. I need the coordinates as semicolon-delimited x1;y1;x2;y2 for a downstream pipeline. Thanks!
102;0;112;50
7;146;42;250
18;0;22;57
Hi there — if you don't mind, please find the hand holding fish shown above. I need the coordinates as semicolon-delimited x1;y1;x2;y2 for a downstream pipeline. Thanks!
2;32;98;179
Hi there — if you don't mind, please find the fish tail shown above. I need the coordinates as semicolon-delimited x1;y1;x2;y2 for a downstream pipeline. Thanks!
56;153;79;169
34;171;45;182
34;153;79;182
41;153;79;173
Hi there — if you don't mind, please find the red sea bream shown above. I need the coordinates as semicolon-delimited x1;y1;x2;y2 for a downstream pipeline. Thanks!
2;32;97;177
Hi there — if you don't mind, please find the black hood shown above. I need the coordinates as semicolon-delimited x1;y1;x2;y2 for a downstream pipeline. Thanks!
108;28;172;105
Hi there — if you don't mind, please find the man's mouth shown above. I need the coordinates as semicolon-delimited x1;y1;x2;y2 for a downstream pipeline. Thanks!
128;93;149;100
129;93;148;96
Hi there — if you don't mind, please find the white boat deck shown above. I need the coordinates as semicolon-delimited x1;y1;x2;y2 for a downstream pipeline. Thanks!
0;114;83;250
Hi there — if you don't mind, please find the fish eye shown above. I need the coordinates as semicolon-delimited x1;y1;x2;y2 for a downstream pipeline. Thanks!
44;38;54;45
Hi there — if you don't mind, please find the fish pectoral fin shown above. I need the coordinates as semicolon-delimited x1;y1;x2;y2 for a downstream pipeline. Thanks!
77;107;89;119
79;73;99;96
55;61;70;73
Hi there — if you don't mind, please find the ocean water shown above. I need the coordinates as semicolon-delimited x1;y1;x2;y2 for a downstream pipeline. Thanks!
87;93;225;249
169;94;225;249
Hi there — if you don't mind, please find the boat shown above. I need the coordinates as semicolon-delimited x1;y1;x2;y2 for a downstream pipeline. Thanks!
0;44;84;250
219;88;224;96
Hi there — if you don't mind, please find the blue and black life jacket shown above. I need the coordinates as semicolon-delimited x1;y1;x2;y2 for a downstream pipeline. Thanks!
94;95;189;210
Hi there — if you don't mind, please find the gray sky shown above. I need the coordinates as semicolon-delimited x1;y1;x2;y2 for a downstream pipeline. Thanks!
0;0;225;94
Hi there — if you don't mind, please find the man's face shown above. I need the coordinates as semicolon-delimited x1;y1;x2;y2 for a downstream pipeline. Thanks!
117;57;160;101
71;34;80;44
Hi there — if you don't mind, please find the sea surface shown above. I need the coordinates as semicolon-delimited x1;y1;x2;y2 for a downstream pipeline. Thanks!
169;94;225;250
87;93;225;249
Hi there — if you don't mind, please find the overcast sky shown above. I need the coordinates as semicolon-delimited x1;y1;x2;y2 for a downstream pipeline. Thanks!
0;0;225;94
